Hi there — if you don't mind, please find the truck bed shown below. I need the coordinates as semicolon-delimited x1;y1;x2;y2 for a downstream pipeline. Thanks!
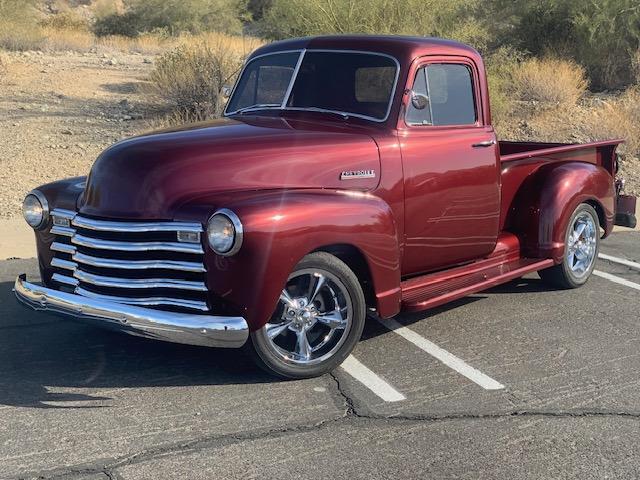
499;139;623;231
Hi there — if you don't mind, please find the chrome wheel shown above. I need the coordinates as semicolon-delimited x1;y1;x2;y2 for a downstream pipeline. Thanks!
262;268;352;366
566;211;598;278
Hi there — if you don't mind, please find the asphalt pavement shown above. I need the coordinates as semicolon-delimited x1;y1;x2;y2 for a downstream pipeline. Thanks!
2;232;640;479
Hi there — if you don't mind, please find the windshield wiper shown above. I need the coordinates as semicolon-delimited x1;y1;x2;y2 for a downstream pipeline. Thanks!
285;107;350;120
231;104;282;115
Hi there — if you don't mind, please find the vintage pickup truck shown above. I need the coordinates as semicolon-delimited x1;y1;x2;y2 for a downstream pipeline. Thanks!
16;35;637;378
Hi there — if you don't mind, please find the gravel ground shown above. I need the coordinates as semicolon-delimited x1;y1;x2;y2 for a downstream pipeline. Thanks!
0;50;158;219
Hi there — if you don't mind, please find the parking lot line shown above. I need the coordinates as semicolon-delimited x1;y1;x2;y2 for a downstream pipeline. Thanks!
340;354;406;402
599;253;640;271
593;269;640;291
378;318;505;390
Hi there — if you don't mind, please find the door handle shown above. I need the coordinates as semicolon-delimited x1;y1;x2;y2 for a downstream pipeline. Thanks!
472;140;497;148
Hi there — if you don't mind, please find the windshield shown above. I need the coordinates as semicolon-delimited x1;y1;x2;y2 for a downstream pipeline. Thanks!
225;50;399;121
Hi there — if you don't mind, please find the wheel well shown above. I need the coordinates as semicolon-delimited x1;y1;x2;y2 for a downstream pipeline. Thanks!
312;244;376;308
585;199;606;236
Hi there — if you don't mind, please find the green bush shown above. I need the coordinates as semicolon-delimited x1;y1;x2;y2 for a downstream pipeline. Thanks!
488;0;640;90
261;0;489;52
94;0;248;37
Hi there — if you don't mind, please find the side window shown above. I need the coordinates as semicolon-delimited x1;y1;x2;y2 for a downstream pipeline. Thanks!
406;63;477;127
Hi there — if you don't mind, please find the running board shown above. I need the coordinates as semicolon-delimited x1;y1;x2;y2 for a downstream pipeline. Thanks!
400;257;554;313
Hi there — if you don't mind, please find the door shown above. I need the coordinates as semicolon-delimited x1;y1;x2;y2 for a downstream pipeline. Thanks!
400;59;501;276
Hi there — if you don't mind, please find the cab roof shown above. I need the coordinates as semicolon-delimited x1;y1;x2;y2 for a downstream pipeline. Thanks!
249;35;482;67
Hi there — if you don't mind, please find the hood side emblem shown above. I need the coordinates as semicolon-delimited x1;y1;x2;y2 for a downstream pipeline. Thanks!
340;169;376;180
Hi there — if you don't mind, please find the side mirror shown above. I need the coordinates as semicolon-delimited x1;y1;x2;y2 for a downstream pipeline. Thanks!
410;91;429;110
221;86;232;98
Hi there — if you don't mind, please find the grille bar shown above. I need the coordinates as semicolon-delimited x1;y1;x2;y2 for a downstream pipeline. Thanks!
51;242;76;254
51;226;75;237
72;233;204;254
73;252;206;272
72;215;203;233
75;287;209;311
73;269;208;291
52;273;79;286
51;258;77;271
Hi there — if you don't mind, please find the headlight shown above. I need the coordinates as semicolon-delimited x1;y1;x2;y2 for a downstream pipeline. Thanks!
206;209;243;256
22;191;49;230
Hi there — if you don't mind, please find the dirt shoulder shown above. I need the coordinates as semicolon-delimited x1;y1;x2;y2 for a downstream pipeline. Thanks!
0;50;158;219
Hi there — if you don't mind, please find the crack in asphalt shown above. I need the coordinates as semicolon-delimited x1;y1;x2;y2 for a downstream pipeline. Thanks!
18;372;640;480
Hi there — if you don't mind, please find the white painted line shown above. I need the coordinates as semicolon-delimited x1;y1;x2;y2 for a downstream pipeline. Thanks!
593;269;640;291
340;354;406;402
378;318;505;390
598;253;640;271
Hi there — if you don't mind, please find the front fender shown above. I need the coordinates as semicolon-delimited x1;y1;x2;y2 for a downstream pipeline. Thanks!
200;189;402;331
508;162;614;261
31;177;87;283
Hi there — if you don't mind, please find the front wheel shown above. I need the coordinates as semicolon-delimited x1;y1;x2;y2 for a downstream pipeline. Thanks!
539;203;600;289
249;252;366;379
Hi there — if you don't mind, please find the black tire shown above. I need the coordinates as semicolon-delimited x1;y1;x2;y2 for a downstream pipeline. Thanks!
539;203;600;289
248;252;366;379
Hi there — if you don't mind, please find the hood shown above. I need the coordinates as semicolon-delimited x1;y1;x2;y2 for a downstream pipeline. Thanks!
80;116;380;220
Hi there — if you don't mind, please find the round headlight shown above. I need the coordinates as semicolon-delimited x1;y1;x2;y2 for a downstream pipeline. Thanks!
22;191;49;230
207;209;243;256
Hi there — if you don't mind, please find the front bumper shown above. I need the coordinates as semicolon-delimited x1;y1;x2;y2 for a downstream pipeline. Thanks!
14;274;248;348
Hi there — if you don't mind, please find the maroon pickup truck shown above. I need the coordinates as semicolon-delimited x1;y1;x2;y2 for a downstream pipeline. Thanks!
16;35;637;379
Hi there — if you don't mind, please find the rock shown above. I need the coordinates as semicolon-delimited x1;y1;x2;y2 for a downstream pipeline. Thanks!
143;58;153;64
61;129;73;135
119;99;130;108
108;58;118;66
122;115;132;121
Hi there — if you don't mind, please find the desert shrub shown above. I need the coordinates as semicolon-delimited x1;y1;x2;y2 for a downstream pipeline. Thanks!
512;58;588;106
488;0;640;90
571;0;640;90
261;0;489;51
0;0;43;51
484;47;526;127
93;10;142;37
94;0;248;37
39;11;90;32
585;88;640;159
150;36;259;121
41;27;95;51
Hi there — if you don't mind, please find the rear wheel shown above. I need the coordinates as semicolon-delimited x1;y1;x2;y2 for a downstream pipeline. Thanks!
249;252;366;379
539;203;599;289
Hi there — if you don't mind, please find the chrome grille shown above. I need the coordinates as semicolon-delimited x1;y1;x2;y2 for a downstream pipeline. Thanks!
48;209;209;312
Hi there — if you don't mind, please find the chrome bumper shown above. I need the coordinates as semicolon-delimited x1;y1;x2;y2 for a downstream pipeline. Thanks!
14;274;248;348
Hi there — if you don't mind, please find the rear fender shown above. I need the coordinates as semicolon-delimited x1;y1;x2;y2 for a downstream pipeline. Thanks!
507;162;614;261
202;190;402;331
